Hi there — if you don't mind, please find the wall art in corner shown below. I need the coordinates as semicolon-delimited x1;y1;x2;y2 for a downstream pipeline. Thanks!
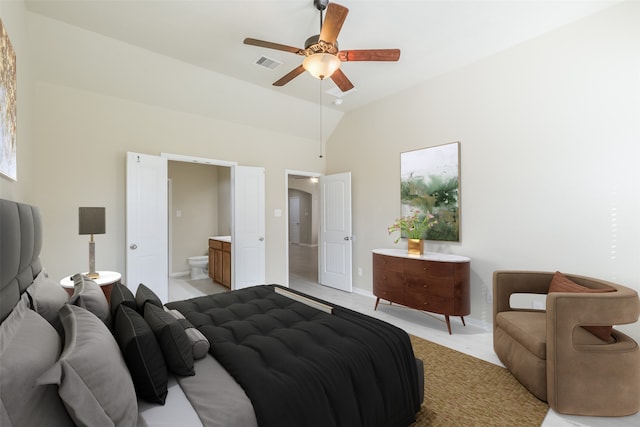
1;18;17;181
400;142;460;241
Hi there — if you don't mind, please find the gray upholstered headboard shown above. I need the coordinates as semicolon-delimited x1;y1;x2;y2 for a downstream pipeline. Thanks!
0;199;43;322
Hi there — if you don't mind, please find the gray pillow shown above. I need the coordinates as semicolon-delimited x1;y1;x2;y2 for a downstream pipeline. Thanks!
38;304;138;427
68;273;111;328
26;270;69;333
165;308;210;359
0;294;74;427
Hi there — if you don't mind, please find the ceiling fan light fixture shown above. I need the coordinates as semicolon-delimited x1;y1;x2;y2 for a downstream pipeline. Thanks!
303;53;341;80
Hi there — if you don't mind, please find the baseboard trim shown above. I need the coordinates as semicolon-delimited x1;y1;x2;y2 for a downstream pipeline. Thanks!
170;271;189;278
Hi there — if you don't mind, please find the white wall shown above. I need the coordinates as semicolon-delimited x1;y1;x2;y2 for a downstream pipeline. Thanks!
326;1;640;339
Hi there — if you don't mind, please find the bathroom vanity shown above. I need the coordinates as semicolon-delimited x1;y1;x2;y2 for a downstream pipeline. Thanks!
209;236;231;288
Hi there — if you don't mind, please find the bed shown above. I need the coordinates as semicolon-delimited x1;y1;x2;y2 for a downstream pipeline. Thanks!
0;198;423;427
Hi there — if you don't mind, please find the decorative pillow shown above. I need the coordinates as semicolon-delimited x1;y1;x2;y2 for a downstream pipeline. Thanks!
144;303;194;376
548;271;615;342
37;304;138;426
68;273;110;328
135;283;163;312
110;282;137;319
113;305;168;404
0;294;74;427
26;269;69;333
165;308;210;359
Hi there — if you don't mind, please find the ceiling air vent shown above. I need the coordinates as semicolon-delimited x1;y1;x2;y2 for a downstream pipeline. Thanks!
255;56;282;70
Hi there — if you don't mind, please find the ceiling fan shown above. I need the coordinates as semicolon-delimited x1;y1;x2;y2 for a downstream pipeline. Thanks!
244;0;400;92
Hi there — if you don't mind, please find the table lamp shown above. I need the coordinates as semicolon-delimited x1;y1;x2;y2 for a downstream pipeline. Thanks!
79;207;105;279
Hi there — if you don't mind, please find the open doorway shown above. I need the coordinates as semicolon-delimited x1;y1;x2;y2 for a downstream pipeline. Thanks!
167;161;232;300
286;170;321;287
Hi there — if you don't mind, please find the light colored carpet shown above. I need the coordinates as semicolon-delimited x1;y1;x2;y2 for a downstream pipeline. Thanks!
410;335;548;426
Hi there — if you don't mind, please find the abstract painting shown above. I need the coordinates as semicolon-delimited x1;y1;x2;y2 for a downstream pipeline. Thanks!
400;142;460;241
1;19;17;181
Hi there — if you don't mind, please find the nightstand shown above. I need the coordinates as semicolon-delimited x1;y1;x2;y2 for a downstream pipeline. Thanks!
60;271;122;303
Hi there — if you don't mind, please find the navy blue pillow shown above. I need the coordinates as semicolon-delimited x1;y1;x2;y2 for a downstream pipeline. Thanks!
113;305;167;404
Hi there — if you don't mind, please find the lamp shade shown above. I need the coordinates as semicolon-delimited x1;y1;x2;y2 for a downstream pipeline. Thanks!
79;207;105;235
303;53;341;80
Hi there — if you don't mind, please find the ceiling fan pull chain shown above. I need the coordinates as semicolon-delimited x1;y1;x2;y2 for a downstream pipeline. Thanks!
319;80;324;159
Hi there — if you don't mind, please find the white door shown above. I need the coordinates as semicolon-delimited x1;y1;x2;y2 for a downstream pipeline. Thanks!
232;166;266;290
318;172;352;292
126;152;168;301
289;196;300;244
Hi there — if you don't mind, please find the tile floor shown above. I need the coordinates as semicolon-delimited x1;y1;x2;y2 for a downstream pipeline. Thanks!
168;244;640;427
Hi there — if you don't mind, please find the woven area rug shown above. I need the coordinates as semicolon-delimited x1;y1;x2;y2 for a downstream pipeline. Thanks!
410;335;548;426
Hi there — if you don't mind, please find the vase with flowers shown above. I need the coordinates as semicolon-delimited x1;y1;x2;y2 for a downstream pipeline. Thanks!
388;209;437;255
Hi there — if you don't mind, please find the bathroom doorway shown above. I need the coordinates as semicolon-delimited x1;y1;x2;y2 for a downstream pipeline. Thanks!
286;171;320;287
167;160;232;300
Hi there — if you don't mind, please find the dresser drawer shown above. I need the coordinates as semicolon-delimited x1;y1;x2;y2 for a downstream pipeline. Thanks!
404;258;454;278
373;253;404;273
373;270;404;301
405;290;454;314
405;278;452;298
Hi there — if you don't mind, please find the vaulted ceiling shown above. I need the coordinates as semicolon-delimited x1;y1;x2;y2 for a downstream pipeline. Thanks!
25;0;619;139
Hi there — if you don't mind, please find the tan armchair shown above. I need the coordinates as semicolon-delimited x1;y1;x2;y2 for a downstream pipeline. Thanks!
493;270;640;416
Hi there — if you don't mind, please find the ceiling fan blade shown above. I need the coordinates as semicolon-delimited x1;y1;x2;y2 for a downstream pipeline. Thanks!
319;3;349;45
330;68;354;92
337;49;401;62
273;65;306;87
244;38;303;55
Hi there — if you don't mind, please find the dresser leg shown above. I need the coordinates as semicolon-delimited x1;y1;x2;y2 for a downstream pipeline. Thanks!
445;315;452;335
374;297;380;310
460;316;466;326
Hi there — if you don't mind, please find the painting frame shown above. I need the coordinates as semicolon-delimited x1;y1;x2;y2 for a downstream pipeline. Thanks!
1;18;17;181
400;142;460;242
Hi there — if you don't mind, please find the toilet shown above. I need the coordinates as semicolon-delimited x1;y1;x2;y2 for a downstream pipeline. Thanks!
187;256;208;280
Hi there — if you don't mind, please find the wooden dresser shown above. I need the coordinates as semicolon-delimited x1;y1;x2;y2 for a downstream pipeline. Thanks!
209;237;231;288
372;249;471;334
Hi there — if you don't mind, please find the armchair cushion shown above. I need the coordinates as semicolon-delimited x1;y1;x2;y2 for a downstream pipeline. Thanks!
548;271;614;342
495;311;546;359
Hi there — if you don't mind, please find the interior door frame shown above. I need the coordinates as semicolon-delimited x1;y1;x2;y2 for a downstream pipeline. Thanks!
284;169;322;287
162;153;237;282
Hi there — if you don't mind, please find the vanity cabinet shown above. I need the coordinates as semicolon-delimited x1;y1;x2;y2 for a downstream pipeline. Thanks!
372;249;470;334
209;238;231;288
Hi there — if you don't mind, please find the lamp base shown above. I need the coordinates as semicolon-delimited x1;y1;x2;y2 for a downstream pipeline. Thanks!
88;240;99;280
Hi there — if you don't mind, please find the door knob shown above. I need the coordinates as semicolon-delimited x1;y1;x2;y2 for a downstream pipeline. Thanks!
259;237;265;241
129;244;138;250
